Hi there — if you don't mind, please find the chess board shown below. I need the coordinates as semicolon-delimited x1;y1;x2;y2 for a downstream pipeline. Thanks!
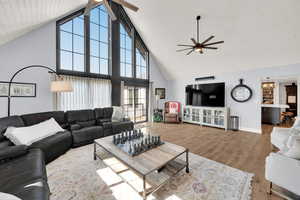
113;129;164;156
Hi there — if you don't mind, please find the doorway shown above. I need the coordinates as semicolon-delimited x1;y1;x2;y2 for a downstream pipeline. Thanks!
123;86;147;123
261;76;298;129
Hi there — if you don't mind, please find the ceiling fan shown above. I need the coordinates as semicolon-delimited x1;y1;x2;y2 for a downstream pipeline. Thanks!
84;0;139;21
177;16;224;55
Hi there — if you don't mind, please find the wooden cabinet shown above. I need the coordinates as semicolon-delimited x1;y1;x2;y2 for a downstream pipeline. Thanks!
286;84;297;116
183;106;229;130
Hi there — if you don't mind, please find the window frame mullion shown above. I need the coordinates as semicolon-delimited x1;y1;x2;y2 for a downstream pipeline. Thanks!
85;14;90;74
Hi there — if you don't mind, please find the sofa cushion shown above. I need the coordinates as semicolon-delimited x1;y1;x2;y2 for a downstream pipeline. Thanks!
0;145;28;163
0;148;47;194
71;126;103;147
77;120;96;128
66;110;95;124
94;108;113;123
30;131;72;164
0;140;13;150
112;121;134;134
0;116;25;142
21;111;67;129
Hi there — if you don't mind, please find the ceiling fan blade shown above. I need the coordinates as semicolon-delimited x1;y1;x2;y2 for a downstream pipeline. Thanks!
203;41;224;46
103;0;117;21
177;44;194;47
203;47;218;49
201;36;214;45
191;38;197;45
186;49;194;55
112;0;139;12
176;47;194;52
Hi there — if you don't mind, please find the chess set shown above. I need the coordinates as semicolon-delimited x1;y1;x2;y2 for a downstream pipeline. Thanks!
113;129;164;156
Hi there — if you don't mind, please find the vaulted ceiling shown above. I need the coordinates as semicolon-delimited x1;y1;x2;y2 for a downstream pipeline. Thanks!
1;0;300;80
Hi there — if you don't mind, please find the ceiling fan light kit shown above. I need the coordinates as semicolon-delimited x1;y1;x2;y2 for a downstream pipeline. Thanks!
84;0;139;21
177;15;224;55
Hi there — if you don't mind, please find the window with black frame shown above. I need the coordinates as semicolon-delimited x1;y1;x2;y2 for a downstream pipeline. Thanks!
120;23;133;78
57;3;150;122
89;5;110;75
59;15;85;72
135;40;148;79
58;5;110;76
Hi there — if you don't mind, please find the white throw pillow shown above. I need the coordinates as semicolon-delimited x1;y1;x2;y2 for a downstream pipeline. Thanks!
292;117;300;130
4;118;64;146
286;135;300;149
112;106;125;122
283;138;300;160
0;192;21;200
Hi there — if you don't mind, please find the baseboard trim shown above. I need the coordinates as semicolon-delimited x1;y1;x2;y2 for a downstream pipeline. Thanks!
239;127;262;134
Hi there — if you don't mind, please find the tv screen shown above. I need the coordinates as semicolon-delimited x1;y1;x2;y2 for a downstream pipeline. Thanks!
186;83;225;107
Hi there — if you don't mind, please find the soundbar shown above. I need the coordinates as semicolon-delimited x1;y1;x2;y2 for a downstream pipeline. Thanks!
195;76;215;81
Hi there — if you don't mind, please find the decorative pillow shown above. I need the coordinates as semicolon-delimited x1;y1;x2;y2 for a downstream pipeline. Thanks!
286;135;300;149
4;118;64;146
112;106;125;122
0;192;22;200
283;138;300;160
292;117;300;130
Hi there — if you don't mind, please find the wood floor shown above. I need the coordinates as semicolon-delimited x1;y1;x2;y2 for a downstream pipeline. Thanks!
141;122;293;200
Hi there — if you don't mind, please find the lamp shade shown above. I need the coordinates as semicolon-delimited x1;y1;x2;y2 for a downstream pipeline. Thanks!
50;81;73;92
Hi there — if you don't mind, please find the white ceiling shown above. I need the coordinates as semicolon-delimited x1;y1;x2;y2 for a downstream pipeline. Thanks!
0;0;86;45
0;0;300;80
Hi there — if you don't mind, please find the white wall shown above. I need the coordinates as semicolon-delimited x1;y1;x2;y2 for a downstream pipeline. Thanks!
0;21;169;118
149;55;170;109
168;64;300;134
0;22;56;117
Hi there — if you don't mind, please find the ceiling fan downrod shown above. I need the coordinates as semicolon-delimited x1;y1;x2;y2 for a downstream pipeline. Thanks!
197;15;201;43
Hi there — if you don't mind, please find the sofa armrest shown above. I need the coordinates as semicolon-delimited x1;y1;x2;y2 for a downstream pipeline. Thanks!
70;124;81;131
265;152;300;195
0;145;28;163
96;119;112;126
123;117;131;122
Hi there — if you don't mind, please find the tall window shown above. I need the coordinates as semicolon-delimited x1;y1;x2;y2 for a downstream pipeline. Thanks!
58;5;110;76
59;15;85;72
120;23;133;77
136;42;148;79
57;4;150;122
89;5;110;75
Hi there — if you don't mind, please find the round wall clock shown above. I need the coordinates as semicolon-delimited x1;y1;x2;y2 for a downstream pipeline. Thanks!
231;79;253;103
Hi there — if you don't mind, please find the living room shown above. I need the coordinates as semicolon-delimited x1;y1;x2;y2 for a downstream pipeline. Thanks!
0;0;299;200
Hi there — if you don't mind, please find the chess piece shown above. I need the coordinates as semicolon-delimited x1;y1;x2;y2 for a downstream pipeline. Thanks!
129;144;132;154
113;135;116;144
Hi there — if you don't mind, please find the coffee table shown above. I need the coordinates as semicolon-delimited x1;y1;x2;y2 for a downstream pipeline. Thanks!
94;135;189;200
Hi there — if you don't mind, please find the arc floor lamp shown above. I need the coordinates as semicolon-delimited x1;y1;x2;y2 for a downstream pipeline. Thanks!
7;65;73;116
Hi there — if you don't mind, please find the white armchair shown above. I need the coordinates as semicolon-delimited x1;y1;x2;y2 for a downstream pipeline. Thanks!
270;127;291;150
265;152;300;197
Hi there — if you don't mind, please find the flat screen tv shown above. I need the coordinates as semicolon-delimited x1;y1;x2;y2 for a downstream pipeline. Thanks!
186;83;225;107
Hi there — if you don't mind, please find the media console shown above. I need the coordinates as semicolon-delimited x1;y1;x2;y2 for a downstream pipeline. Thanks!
182;106;230;130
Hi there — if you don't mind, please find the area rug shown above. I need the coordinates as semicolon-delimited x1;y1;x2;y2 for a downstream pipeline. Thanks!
47;144;253;200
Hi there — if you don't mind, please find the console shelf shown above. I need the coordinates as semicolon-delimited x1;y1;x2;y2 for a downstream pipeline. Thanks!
183;106;230;130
